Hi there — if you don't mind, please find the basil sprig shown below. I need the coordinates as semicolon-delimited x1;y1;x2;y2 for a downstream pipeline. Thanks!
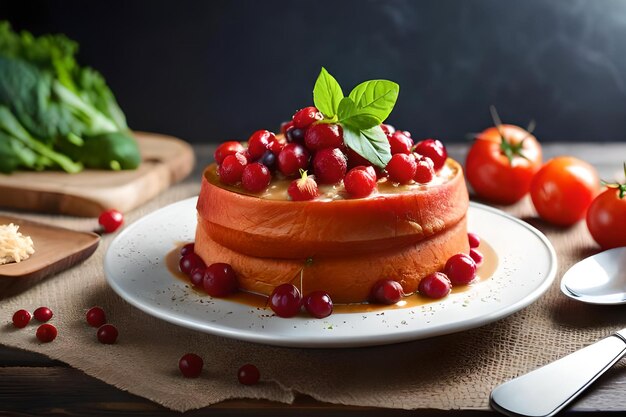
312;67;398;168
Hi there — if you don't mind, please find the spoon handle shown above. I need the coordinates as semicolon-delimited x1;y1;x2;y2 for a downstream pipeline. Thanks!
490;332;626;417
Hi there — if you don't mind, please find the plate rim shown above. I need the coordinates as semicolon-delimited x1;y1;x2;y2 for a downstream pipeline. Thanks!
105;198;558;348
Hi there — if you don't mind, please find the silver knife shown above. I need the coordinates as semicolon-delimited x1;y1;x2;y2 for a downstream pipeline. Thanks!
490;328;626;417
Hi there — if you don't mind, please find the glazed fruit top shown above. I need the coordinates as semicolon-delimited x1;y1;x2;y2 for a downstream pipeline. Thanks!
212;68;451;200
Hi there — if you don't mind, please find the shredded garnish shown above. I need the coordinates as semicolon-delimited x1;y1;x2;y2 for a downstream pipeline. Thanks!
0;223;35;265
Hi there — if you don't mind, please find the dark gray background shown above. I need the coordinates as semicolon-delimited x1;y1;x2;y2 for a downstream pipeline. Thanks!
3;0;626;143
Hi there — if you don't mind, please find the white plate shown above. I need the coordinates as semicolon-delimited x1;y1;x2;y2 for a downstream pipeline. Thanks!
105;198;557;348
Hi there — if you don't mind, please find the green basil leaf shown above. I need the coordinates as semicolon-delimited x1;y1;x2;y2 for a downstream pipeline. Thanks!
337;97;381;130
313;67;343;118
342;124;391;168
348;80;399;123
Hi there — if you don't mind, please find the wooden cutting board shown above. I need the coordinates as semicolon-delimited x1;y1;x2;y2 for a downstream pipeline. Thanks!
0;132;194;217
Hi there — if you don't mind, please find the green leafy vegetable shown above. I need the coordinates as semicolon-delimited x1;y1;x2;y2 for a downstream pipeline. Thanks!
313;67;343;119
342;124;391;168
0;21;138;174
348;80;399;124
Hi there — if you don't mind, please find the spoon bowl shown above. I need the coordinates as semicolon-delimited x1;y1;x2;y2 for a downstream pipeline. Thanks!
561;247;626;305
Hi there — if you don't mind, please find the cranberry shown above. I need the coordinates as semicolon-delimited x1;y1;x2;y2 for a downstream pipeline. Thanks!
33;307;53;322
247;130;277;160
388;131;414;155
238;364;260;385
203;263;238;297
468;232;481;249
304;123;343;151
12;309;31;328
380;124;395;136
292;106;323;129
418;272;452;299
241;162;271;193
286;126;306;144
304;291;333;319
288;171;319;201
179;253;205;276
344;166;377;198
313;148;347;184
189;267;205;287
470;248;484;267
370;279;404;304
97;324;118;344
346;147;372;170
268;139;284;155
386;153;417;184
36;323;57;343
414;139;447;171
86;307;107;328
98;209;124;233
179;353;204;378
444;253;477;285
259;150;277;171
278;143;310;176
180;243;195;257
218;153;247;185
414;155;435;183
269;284;302;318
214;141;245;164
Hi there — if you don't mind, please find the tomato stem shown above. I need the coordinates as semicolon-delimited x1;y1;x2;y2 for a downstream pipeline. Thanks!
601;162;626;199
489;105;534;165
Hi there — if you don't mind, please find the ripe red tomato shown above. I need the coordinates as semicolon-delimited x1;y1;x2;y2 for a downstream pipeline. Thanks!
586;186;626;249
465;124;542;204
530;156;600;226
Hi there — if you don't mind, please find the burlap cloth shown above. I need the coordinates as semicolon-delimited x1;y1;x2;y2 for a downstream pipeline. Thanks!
2;161;626;412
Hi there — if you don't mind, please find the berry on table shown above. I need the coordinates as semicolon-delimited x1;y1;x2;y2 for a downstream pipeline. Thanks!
247;130;277;160
278;143;310;177
418;272;452;299
214;141;245;164
304;123;343;151
86;306;107;328
36;323;57;343
238;364;260;385
344;166;377;198
189;267;205;287
370;279;404;304
12;309;31;328
386;153;417;184
179;353;204;378
292;106;323;129
312;148;347;184
467;232;481;249
469;248;484;267
269;284;302;318
180;243;195;257
288;170;319;201
414;139;447;171
218;153;247;185
98;209;124;233
444;253;477;285
241;162;271;193
414;155;435;184
203;263;238;297
388;131;414;155
179;253;205;276
97;324;118;344
33;306;53;322
303;291;333;319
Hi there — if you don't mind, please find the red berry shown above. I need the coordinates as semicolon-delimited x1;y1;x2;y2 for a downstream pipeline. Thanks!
288;171;319;201
280;120;294;136
180;243;195;257
214;141;245;164
388;131;414;155
304;123;343;151
468;232;481;249
346;147;373;170
269;284;302;318
203;263;238;297
237;364;260;385
36;323;57;343
370;279;404;304
179;253;205;276
189;267;205;287
418;272;452;299
86;307;107;328
312;148;347;184
414;139;447;171
241;162;271;193
247;130;277;160
414;155;435;183
98;209;124;233
33;306;53;322
386;153;417;184
444;253;477;285
278;143;310;176
292;106;323;129
12;309;31;328
344;166;377;198
469;248;484;267
268;139;284;155
218;153;247;185
304;291;333;318
97;324;118;344
380;124;395;136
179;353;204;378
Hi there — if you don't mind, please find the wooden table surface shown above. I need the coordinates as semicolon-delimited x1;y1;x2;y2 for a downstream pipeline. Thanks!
2;142;626;416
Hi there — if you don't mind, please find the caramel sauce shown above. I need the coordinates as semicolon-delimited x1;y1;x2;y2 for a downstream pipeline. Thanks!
166;239;499;314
